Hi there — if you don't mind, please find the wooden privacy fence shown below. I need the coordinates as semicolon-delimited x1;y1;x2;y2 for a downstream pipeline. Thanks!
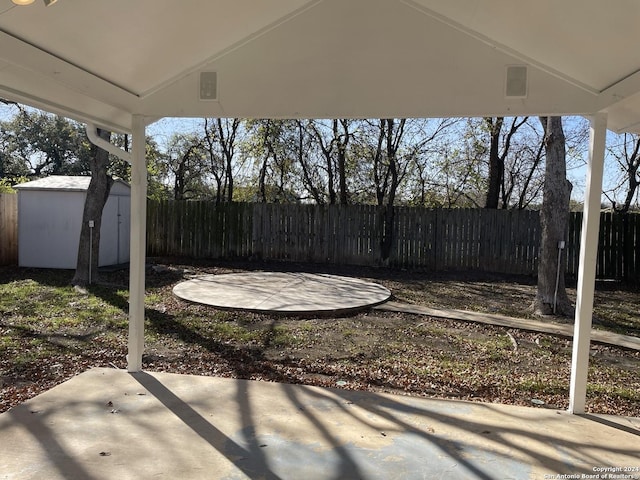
1;195;636;278
0;193;18;266
146;200;640;281
594;211;640;281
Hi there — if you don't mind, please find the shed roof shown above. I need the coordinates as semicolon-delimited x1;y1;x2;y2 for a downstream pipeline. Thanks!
14;175;130;192
0;0;639;133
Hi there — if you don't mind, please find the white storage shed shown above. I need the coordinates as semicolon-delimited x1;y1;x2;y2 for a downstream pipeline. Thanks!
15;176;131;269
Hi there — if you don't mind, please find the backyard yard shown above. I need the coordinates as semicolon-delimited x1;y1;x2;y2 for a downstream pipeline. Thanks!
1;259;639;417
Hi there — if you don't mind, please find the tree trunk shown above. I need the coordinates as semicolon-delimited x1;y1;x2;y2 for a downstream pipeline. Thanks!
336;119;350;205
484;117;504;209
534;117;573;316
619;136;640;213
216;118;239;203
380;204;395;262
379;119;401;262
72;129;113;287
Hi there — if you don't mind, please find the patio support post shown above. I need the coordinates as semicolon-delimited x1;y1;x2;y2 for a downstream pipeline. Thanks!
568;113;607;414
127;115;148;372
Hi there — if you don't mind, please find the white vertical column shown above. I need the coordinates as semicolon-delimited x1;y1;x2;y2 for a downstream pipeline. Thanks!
568;113;607;414
127;115;148;372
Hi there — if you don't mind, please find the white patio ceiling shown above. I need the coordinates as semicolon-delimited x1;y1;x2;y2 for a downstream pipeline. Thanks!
1;0;640;133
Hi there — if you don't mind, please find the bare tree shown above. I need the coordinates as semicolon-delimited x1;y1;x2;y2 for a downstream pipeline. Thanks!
310;120;337;204
376;119;403;261
356;118;426;260
404;118;479;207
203;118;242;202
509;140;545;209
295;120;325;204
335;119;350;205
603;133;640;212
162;133;207;200
534;116;573;316
255;120;277;203
307;119;352;204
72;129;113;286
484;116;528;208
244;119;301;203
359;118;452;207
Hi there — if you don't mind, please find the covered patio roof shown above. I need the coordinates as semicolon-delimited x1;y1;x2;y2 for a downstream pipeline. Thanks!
1;0;640;132
0;0;636;415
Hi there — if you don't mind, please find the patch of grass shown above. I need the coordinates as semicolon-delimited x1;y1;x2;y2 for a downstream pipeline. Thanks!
473;335;515;361
145;293;163;305
12;351;39;369
414;323;448;337
297;322;316;332
591;289;640;336
516;377;567;396
437;358;475;374
208;322;261;343
0;335;19;351
210;311;237;323
0;277;126;327
0;280;69;317
342;328;357;338
265;325;302;347
48;316;84;330
587;383;640;402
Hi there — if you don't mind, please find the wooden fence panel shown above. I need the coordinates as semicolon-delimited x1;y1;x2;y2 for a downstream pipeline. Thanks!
4;195;637;280
309;204;320;262
478;209;496;272
631;214;640;280
0;193;18;265
144;200;640;282
566;212;582;278
598;212;611;278
150;198;163;255
512;210;540;275
627;214;640;280
326;205;338;263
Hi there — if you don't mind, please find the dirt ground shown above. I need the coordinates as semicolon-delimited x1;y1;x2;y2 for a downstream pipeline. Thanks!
1;259;639;416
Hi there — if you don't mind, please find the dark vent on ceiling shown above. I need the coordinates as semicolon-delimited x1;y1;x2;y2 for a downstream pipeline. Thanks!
199;71;217;101
505;65;528;98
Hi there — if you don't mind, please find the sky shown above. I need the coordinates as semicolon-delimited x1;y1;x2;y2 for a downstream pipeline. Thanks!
0;104;631;206
147;117;202;150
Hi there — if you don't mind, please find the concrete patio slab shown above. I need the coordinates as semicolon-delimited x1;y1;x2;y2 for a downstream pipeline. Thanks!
173;272;391;313
1;368;639;480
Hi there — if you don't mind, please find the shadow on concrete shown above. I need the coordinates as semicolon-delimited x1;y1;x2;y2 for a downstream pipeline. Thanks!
2;368;639;479
282;383;639;478
580;413;640;437
131;371;284;479
6;406;98;480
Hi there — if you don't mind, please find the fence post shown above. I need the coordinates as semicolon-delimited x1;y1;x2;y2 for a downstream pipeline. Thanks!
0;193;18;266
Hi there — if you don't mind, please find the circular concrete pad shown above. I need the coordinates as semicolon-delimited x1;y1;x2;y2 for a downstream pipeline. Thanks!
173;272;391;313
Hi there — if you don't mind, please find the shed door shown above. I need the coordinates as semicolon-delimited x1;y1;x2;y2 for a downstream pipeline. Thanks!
99;195;131;266
117;195;130;264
